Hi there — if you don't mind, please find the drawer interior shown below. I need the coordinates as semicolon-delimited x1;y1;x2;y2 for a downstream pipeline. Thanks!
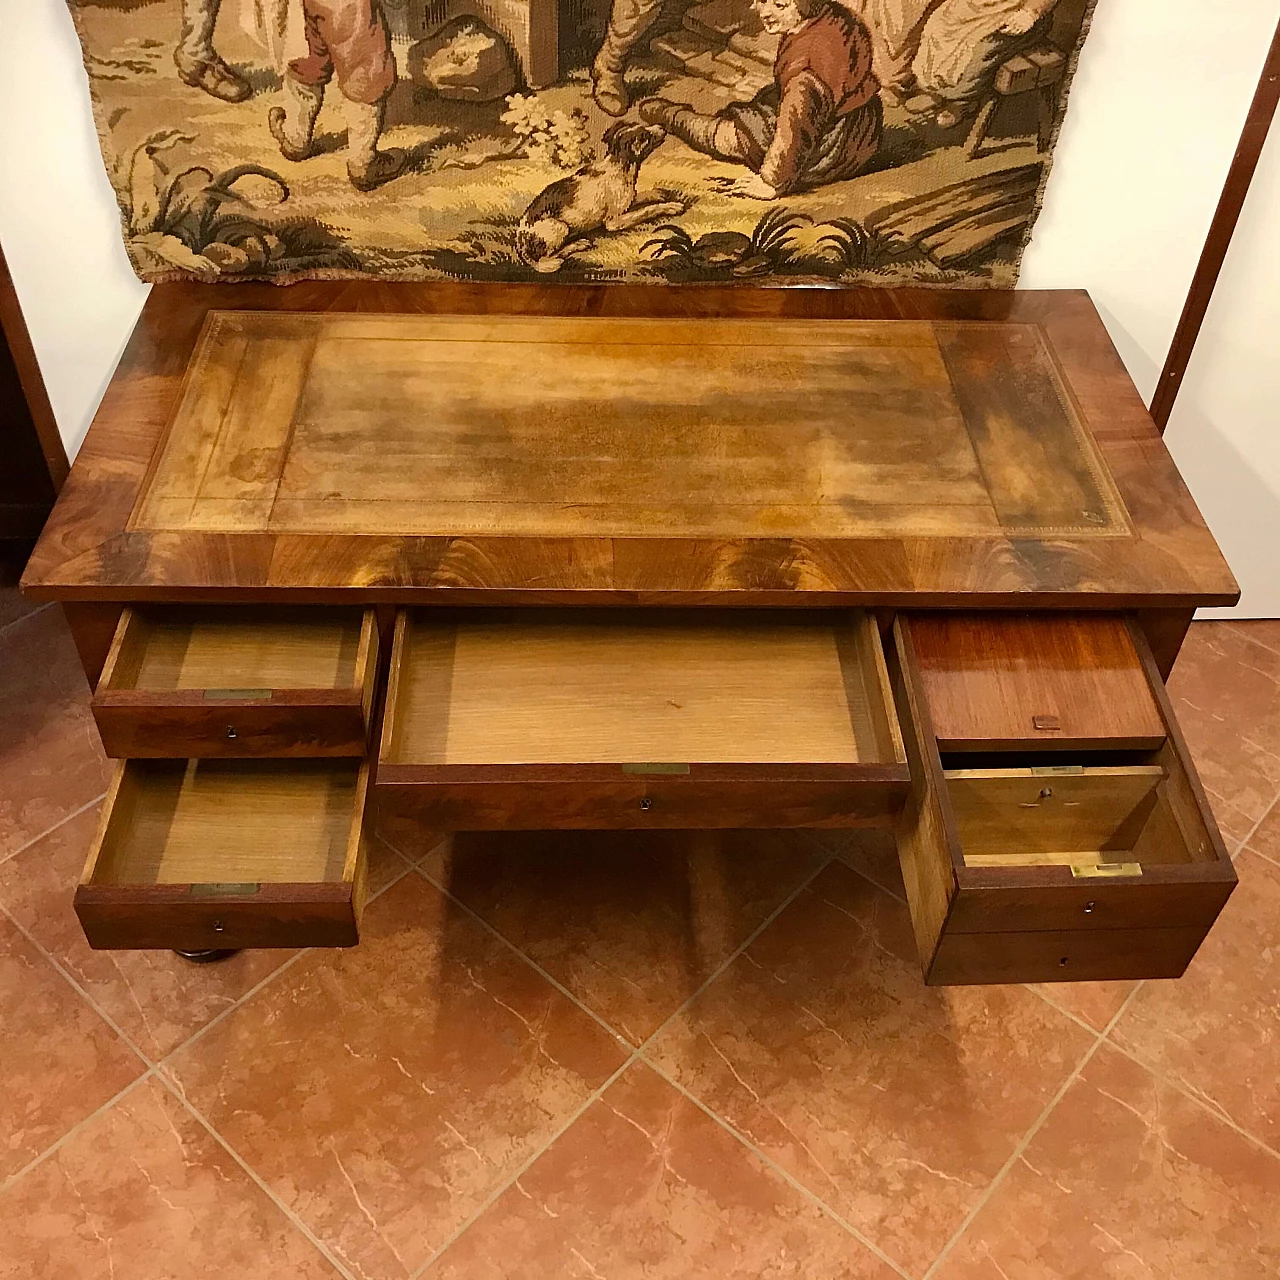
83;759;364;888
99;606;369;696
946;762;1205;873
381;609;905;768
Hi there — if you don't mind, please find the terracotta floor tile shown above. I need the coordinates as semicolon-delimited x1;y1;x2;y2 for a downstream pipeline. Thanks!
0;806;307;1061
0;586;45;634
0;607;111;861
166;872;629;1280
828;828;907;900
1028;980;1136;1033
1224;618;1280;659
935;1045;1280;1280
1244;797;1280;866
1109;849;1280;1150
425;1061;899;1280
646;862;1095;1276
0;1076;339;1279
0;911;144;1180
1168;624;1280;835
424;829;827;1045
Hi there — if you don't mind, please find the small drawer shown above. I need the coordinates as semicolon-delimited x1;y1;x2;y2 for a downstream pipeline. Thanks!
376;609;910;830
91;606;379;757
906;612;1166;752
890;615;1235;985
75;758;369;950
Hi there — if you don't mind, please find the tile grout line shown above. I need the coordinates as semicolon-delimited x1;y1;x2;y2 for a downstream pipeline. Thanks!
919;979;1148;1280
644;1059;913;1279
153;832;418;1070
1218;619;1280;661
0;600;53;642
0;899;155;1068
1230;790;1279;863
407;1053;641;1279
406;853;839;1277
0;790;108;870
158;1076;363;1280
0;1069;156;1194
1;834;438;1204
1099;1030;1280;1166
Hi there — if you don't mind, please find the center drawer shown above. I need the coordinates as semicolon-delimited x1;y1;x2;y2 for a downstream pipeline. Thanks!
375;609;909;829
91;605;379;757
890;614;1236;985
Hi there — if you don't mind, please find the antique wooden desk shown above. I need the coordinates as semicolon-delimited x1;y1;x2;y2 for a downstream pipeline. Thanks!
22;284;1240;985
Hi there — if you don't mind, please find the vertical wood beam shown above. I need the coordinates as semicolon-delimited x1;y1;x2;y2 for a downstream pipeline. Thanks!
1150;17;1280;432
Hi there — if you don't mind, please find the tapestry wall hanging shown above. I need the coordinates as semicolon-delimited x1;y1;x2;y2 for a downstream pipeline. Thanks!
69;0;1096;284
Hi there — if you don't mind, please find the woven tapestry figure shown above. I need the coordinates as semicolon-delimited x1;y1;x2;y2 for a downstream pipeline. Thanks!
68;0;1096;283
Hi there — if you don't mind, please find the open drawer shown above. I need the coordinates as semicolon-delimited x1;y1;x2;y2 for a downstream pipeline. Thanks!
91;606;379;757
891;614;1236;985
376;609;909;829
75;758;370;950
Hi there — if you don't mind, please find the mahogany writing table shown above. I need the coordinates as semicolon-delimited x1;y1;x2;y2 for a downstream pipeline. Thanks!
22;284;1239;984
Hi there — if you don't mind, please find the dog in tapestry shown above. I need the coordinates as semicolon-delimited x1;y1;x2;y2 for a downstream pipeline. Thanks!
515;122;685;274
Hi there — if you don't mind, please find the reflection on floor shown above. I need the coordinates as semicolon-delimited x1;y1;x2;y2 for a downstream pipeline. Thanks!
1;589;1277;1278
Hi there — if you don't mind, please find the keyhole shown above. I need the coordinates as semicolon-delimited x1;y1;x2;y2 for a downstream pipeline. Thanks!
213;920;225;934
1058;956;1069;967
1039;787;1053;800
1084;901;1096;915
640;798;652;811
226;726;237;740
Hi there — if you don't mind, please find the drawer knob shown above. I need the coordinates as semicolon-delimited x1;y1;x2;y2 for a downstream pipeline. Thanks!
1084;901;1096;914
640;798;653;811
226;726;238;740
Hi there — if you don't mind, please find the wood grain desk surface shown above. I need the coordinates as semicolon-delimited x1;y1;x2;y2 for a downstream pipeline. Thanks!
22;284;1237;609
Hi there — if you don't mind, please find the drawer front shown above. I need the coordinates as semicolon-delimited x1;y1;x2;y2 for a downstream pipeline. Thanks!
905;613;1166;752
889;614;1236;986
93;698;371;759
929;924;1209;986
946;872;1235;936
91;606;379;758
75;880;364;951
377;608;910;831
377;771;908;831
75;759;369;951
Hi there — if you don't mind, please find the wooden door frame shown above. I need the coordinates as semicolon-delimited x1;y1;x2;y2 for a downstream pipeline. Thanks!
1151;15;1280;432
0;240;68;549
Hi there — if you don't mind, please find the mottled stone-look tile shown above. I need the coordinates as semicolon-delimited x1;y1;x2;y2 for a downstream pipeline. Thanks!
0;586;45;634
646;862;1095;1276
0;607;111;860
166;872;628;1280
424;829;826;1045
0;806;306;1062
1168;623;1280;838
935;1046;1280;1280
0;911;144;1180
1029;979;1135;1033
426;1061;898;1280
1110;849;1280;1150
0;1076;339;1279
1245;797;1280;867
827;827;907;900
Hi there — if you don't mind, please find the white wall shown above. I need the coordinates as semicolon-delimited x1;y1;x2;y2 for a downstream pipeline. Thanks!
1162;114;1280;619
1;0;1277;610
0;1;149;460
